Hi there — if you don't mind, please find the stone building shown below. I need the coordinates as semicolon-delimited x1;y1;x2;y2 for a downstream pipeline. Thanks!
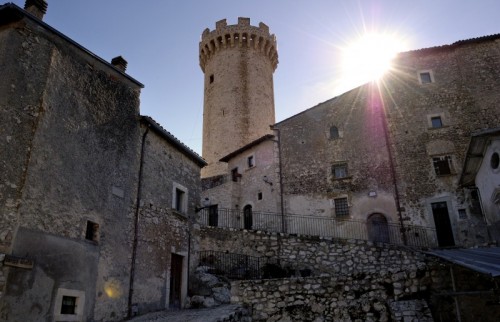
199;17;278;178
0;2;205;321
197;18;500;320
201;19;500;248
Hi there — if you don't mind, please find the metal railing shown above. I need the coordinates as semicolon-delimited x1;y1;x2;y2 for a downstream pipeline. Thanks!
198;250;278;280
198;208;437;248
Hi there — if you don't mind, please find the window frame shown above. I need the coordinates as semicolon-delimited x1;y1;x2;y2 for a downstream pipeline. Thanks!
247;154;255;169
418;70;434;84
231;167;241;182
432;155;454;176
329;126;340;139
54;288;85;322
172;182;188;214
85;220;99;243
332;163;349;179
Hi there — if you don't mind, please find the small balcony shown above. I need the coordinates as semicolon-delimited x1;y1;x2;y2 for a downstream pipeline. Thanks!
198;208;437;248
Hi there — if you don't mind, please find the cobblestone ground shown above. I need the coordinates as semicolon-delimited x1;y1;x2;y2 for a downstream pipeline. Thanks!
123;304;248;322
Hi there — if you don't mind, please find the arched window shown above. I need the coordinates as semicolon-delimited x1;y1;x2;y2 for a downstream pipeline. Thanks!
243;205;253;230
367;213;389;243
330;126;339;139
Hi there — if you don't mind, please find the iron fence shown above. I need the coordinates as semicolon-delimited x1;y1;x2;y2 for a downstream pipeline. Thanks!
199;208;437;248
198;250;277;280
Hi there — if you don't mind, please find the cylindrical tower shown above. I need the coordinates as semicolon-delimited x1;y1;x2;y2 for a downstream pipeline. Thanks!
200;17;278;178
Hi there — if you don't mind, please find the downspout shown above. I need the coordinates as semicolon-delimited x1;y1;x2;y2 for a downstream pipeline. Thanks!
377;84;407;245
271;126;285;233
128;125;150;318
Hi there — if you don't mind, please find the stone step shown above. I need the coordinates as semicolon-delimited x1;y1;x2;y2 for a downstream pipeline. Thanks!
124;304;250;322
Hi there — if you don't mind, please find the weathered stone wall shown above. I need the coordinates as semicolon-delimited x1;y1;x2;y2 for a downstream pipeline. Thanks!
272;38;500;247
201;18;277;178
199;227;500;321
198;227;429;276
231;274;434;322
381;39;500;246
1;16;141;322
202;139;280;217
275;84;399;224
132;127;202;314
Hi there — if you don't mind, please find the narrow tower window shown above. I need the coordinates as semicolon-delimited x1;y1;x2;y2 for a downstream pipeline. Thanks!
209;74;214;83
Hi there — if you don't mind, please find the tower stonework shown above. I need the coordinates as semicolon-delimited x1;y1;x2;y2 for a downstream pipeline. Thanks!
200;17;278;178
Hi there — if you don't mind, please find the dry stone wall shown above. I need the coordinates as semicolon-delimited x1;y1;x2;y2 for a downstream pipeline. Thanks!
231;274;434;322
198;227;429;276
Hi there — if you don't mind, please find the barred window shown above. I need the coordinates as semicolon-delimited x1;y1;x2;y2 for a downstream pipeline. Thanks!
334;198;349;217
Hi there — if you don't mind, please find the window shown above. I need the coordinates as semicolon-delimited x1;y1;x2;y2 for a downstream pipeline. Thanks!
491;152;499;170
54;288;85;321
209;74;214;83
85;221;99;242
432;156;453;176
419;71;432;84
172;183;188;214
175;188;185;212
332;163;348;179
61;296;77;315
330;126;339;139
231;168;241;182
258;192;262;200
458;209;467;220
247;155;255;168
334;198;349;217
431;116;443;128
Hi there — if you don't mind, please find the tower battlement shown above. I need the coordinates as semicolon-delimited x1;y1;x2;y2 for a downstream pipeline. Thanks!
199;17;278;72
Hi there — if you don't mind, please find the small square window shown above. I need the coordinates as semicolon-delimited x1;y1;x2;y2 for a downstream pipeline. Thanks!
420;72;432;84
85;221;99;242
431;116;443;128
61;296;77;315
247;155;255;168
332;163;348;179
458;209;467;219
258;192;262;200
334;198;349;217
432;156;453;176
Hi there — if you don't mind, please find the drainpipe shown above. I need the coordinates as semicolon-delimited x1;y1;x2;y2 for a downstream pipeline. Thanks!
271;126;285;233
128;125;149;318
377;84;407;245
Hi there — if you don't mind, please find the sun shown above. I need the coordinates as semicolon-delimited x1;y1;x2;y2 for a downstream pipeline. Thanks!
339;32;408;88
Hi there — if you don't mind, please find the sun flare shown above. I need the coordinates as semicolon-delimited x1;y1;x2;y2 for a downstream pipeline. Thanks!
340;32;408;86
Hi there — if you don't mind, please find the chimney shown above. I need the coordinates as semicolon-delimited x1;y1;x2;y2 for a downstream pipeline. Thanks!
24;0;48;20
111;56;128;72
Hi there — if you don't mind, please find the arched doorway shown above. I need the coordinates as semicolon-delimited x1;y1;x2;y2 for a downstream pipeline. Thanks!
367;213;390;243
243;205;253;230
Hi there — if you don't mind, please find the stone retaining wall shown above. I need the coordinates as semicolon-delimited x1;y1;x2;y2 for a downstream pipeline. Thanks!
198;227;430;276
231;273;434;321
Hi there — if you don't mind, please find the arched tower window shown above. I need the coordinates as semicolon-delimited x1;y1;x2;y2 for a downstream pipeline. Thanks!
330;126;339;139
243;205;253;230
367;213;389;243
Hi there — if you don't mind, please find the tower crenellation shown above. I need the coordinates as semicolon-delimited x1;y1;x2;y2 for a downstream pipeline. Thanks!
200;18;278;178
199;18;278;73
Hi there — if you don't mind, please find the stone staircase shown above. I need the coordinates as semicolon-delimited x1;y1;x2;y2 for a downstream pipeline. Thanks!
124;304;250;322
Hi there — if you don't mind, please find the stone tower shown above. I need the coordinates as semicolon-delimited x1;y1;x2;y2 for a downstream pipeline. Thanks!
200;17;278;178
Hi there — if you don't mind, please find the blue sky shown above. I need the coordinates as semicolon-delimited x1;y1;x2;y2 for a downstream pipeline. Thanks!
9;0;500;154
